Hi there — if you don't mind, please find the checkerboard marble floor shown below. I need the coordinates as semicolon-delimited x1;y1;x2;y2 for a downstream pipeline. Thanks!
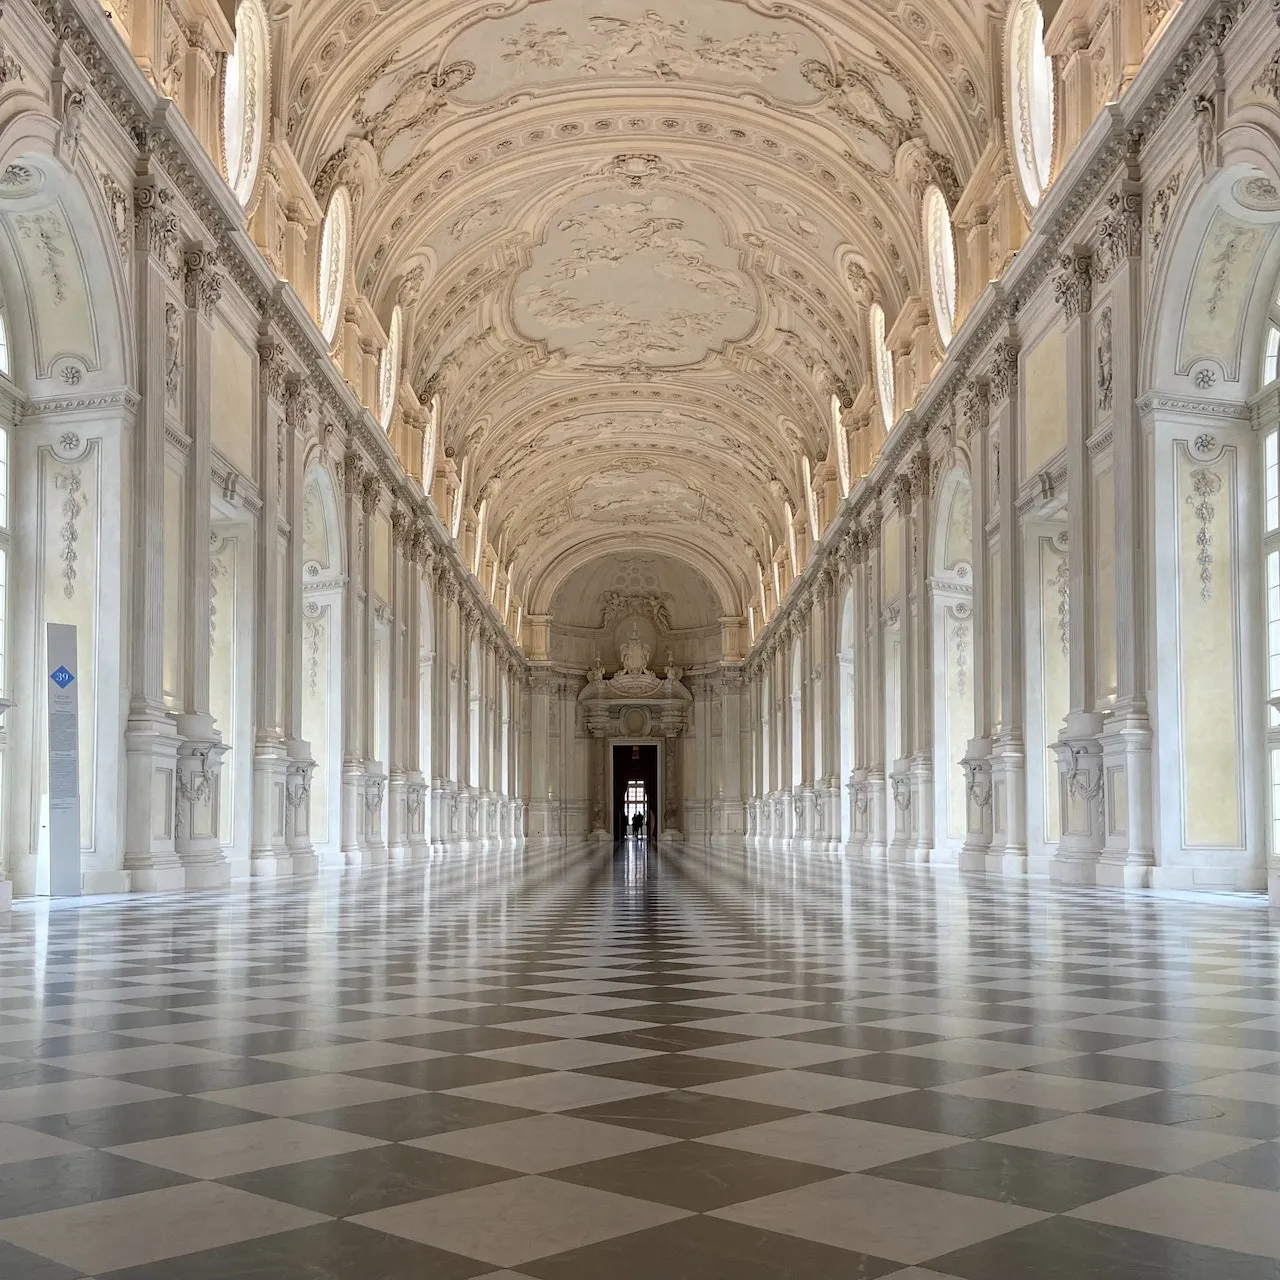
4;840;1280;1277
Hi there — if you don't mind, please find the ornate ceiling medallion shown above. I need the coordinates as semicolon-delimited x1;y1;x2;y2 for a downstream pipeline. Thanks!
445;1;827;105
512;187;758;366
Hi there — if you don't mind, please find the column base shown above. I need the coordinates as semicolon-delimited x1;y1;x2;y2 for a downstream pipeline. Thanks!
986;851;1028;876
251;741;290;874
123;707;182;888
1097;858;1155;889
81;870;131;895
130;866;188;893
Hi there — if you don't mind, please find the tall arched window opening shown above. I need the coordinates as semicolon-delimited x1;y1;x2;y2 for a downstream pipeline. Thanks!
870;303;895;433
923;185;958;347
1007;0;1055;208
318;186;352;345
378;305;402;431
222;0;269;207
832;394;850;496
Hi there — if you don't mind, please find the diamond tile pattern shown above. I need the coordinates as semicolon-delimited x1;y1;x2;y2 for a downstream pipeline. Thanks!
1;841;1280;1277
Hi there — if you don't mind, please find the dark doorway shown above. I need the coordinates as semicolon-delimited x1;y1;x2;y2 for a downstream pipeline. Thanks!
613;743;658;842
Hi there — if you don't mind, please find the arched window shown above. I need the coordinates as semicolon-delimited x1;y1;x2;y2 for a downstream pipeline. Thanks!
870;302;895;432
0;301;9;380
923;184;958;347
222;0;269;206
832;394;850;496
378;305;402;431
802;456;820;541
421;394;440;491
1007;0;1055;208
318;186;352;345
1263;283;1280;386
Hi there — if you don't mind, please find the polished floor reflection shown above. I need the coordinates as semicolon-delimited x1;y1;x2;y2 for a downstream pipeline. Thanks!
2;842;1280;1277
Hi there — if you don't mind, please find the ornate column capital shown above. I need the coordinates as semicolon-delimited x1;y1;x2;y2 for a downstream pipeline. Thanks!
343;451;365;497
892;471;913;516
360;472;382;516
1052;247;1093;320
284;376;317;432
133;176;179;268
959;379;989;440
986;340;1019;407
1093;188;1142;281
909;448;931;503
182;246;222;316
258;339;289;405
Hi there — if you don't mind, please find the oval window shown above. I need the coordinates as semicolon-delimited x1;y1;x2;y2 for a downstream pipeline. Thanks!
318;186;352;345
378;305;402;430
923;184;957;347
870;303;896;432
1008;0;1055;208
222;0;269;206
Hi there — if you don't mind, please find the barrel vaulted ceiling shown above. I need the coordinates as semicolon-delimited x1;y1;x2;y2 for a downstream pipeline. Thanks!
280;0;998;616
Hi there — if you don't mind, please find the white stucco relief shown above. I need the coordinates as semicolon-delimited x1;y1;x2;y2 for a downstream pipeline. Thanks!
513;189;757;365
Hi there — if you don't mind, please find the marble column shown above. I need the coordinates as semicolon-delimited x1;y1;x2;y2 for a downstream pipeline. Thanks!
1051;251;1108;880
340;455;367;859
960;380;995;869
173;246;229;887
249;340;291;876
282;379;317;874
1096;189;1156;886
986;340;1028;873
387;508;409;859
889;476;915;860
431;571;456;850
405;535;429;857
859;514;887;856
123;173;184;891
360;473;386;859
908;449;935;861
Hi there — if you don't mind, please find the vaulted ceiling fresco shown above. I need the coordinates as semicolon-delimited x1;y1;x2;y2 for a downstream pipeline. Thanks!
283;0;998;614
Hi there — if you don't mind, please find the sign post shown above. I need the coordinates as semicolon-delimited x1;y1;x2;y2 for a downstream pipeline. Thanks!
46;623;80;897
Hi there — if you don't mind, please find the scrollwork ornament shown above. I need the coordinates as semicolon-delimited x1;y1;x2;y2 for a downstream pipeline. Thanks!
258;340;289;403
1094;189;1142;281
360;473;382;514
183;248;222;316
133;178;179;265
987;341;1018;405
1052;250;1093;320
959;379;989;440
